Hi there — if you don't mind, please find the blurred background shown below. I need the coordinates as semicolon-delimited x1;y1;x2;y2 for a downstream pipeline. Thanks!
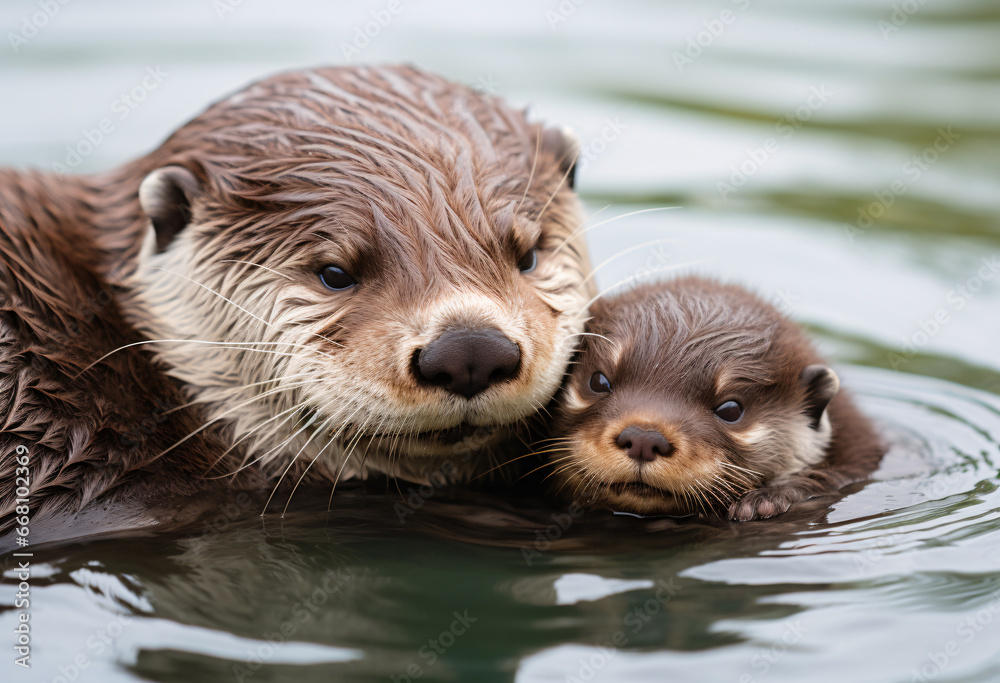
3;0;1000;389
3;1;1000;682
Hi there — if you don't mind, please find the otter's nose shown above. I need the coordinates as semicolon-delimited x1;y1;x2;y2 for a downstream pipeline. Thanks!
617;426;673;462
416;327;520;398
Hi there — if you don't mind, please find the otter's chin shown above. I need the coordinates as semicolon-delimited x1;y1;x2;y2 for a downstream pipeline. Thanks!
584;480;693;516
365;423;510;459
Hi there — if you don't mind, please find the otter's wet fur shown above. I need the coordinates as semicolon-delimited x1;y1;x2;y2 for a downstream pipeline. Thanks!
0;65;594;542
548;277;886;521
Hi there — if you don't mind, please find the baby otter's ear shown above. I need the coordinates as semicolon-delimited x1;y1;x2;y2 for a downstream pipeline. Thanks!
800;365;839;430
540;126;580;189
139;166;202;253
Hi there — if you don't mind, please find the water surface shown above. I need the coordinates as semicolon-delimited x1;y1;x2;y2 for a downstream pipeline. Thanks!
2;1;1000;681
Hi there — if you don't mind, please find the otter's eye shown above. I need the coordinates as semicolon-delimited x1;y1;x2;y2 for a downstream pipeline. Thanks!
319;265;356;291
589;371;612;394
517;248;538;274
715;400;743;423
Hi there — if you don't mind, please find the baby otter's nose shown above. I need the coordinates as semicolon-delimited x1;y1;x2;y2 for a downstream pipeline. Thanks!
617;426;673;462
416;327;520;398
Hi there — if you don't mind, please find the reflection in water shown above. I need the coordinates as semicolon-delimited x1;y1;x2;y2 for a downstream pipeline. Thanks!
2;368;998;681
2;0;1000;681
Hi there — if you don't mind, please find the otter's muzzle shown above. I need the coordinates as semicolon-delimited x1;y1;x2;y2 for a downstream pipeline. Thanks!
415;327;520;398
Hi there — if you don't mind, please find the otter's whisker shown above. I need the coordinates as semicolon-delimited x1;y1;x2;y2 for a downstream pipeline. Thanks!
155;377;325;463
166;371;317;415
534;146;580;225
565;331;615;346
473;447;566;480
517;457;567;482
263;410;333;516
283;411;360;516
515;124;544;215
720;461;763;478
553;206;679;257
579;261;709;314
219;259;294;281
149;266;276;327
582;238;680;286
203;396;319;478
76;339;335;378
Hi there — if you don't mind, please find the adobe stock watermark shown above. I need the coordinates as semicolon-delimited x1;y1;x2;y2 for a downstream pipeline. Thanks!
390;610;477;683
717;85;834;201
339;0;408;62
878;0;932;40
909;590;1000;683
576;115;630;175
772;286;800;317
460;73;502;122
546;0;588;32
232;566;353;681
633;244;674;284
51;66;170;174
564;578;682;682
887;255;999;371
853;532;903;575
673;0;752;72
738;617;810;683
213;0;246;20
392;431;490;524
843;127;960;243
520;503;586;566
34;613;136;683
7;0;73;53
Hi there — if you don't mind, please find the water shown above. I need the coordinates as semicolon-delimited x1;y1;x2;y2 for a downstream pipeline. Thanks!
3;1;1000;681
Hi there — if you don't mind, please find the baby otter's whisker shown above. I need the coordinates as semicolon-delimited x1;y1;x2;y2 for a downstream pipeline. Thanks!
517;457;569;482
472;450;547;480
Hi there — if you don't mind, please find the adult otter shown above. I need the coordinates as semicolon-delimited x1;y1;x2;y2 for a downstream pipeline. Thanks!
0;65;594;542
548;277;885;521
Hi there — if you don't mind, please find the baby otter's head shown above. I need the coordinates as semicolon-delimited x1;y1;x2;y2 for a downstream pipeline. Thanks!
550;277;840;516
115;65;593;483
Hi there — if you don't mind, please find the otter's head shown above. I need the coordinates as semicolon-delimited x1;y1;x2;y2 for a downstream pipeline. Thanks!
123;65;593;484
551;277;839;516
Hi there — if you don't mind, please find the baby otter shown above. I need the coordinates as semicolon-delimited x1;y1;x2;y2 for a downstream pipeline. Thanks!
549;277;885;521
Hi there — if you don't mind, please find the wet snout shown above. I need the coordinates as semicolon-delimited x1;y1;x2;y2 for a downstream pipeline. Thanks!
616;425;673;462
415;327;521;398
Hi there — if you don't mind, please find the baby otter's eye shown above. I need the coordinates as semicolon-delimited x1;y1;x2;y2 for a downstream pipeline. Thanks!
517;248;538;274
714;400;744;423
589;371;612;394
319;265;357;291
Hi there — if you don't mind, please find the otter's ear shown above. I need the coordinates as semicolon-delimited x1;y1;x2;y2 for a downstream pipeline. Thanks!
139;166;201;253
540;126;580;189
800;365;840;430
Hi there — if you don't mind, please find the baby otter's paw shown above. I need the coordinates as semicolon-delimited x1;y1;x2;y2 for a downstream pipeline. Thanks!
728;486;804;522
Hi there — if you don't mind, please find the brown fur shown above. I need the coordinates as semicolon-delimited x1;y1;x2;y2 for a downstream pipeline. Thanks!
548;277;885;521
0;65;594;541
0;170;266;534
